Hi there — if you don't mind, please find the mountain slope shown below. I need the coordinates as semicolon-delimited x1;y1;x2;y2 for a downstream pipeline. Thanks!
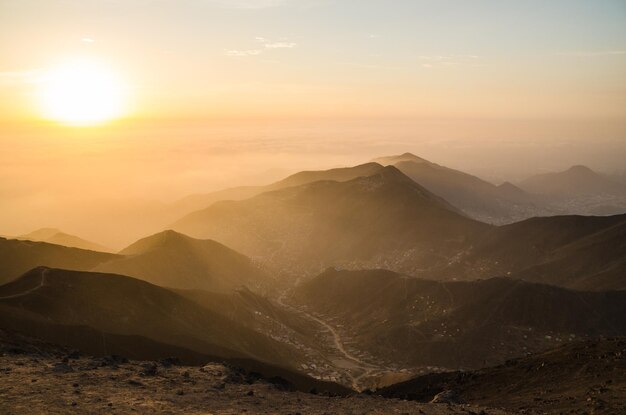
378;337;626;414
18;228;111;252
294;268;626;369
373;153;544;224
0;267;303;368
441;214;626;290
0;237;118;285
170;163;386;215
173;166;487;275
94;230;271;293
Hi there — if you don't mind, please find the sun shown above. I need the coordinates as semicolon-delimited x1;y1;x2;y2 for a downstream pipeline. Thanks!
39;59;127;126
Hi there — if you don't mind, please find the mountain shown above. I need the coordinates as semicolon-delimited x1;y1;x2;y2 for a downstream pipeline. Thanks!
94;230;272;293
518;165;626;216
440;214;626;290
18;228;112;252
294;268;626;369
378;337;626;414
173;166;487;275
0;267;304;369
519;165;626;197
170;163;386;216
0;237;118;285
372;152;431;165
373;153;545;224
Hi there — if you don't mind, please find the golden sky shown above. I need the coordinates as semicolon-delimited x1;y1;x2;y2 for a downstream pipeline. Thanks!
1;0;625;122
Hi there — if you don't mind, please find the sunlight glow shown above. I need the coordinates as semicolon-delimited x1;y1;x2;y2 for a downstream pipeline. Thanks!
39;59;127;126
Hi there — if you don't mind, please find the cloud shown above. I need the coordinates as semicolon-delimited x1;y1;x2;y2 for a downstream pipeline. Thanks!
418;54;479;68
263;41;296;49
256;37;296;49
226;37;296;57
557;50;626;57
225;49;263;56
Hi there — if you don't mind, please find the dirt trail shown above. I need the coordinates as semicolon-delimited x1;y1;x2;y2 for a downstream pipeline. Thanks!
0;268;48;300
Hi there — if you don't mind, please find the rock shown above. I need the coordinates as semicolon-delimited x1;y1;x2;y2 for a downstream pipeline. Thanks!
159;357;181;367
98;355;128;368
429;390;463;404
140;362;158;377
52;362;74;374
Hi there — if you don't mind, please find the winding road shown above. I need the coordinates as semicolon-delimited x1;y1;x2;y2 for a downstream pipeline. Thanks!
276;293;382;390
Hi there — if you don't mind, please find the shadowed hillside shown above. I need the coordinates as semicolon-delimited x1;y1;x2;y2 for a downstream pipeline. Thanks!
0;267;304;368
173;166;487;275
294;269;626;369
440;214;626;290
378;337;626;414
94;230;272;293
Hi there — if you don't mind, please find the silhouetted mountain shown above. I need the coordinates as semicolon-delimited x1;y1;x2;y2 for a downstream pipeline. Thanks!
0;237;117;285
373;153;545;224
0;267;304;368
18;228;112;252
378;337;626;414
94;230;271;293
519;165;626;197
441;214;626;290
173;166;487;275
170;163;386;215
294;269;626;369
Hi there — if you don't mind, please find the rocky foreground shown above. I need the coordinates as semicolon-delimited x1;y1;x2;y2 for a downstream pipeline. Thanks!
1;330;624;414
0;333;512;415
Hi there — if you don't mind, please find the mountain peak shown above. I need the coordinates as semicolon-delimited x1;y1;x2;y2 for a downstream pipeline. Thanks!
371;152;430;166
21;228;63;240
566;165;596;175
119;229;193;255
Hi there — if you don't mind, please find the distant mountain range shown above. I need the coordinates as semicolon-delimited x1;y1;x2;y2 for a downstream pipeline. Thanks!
519;165;626;198
373;153;548;224
17;228;111;252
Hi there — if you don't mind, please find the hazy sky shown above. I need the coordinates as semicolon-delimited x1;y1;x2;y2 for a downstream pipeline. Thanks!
1;1;625;243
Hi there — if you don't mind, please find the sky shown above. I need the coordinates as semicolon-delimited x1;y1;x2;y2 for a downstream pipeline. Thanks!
1;0;625;121
0;0;625;244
